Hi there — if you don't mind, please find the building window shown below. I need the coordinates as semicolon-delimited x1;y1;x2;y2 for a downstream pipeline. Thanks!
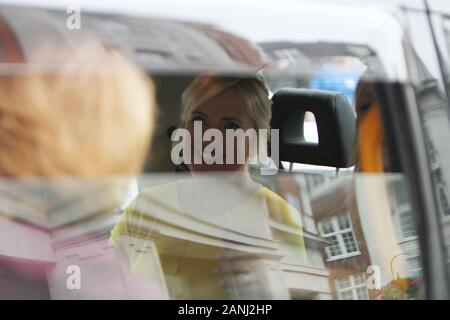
431;168;450;217
308;174;325;189
439;187;450;216
274;48;305;63
442;18;450;97
398;210;416;239
306;173;333;191
406;256;422;278
335;273;368;300
134;49;175;65
391;180;417;240
319;212;360;260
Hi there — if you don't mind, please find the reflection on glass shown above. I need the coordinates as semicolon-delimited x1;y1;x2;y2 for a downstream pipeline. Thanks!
0;173;423;300
111;172;307;300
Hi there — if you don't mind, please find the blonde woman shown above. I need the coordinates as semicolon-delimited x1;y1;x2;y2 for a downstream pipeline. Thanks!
111;75;306;299
0;29;156;299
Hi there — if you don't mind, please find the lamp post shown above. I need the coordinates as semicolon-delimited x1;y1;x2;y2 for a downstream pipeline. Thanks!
390;253;406;280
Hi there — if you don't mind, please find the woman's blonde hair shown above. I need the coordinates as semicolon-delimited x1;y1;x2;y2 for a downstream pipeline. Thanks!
0;40;155;176
180;74;272;132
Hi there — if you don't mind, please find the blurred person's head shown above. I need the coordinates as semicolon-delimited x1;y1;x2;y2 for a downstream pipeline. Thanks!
0;39;155;176
354;77;389;172
179;74;271;173
355;78;376;122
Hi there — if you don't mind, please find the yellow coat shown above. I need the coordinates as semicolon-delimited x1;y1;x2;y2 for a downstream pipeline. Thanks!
110;179;306;299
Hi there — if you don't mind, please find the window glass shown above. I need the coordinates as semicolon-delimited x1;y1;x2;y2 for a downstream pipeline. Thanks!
0;2;428;300
319;213;359;260
335;273;368;300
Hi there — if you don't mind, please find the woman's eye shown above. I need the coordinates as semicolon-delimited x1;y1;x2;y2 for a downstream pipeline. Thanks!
224;122;241;131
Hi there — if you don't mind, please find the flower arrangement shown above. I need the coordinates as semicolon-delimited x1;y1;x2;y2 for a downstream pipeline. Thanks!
373;277;422;300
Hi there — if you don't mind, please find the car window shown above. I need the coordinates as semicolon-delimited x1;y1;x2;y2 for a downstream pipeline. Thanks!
0;2;433;300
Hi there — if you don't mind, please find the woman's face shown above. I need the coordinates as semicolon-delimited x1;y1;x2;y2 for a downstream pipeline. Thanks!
185;87;255;172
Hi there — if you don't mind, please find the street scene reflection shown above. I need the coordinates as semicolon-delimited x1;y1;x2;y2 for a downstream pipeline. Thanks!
0;173;422;299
